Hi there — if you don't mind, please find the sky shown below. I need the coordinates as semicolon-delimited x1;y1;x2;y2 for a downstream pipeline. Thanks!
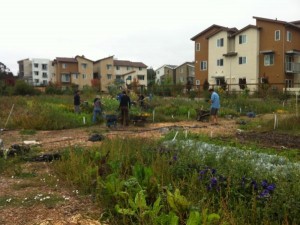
1;0;299;75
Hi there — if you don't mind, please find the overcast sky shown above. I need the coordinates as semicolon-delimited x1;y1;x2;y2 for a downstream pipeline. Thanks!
1;0;299;75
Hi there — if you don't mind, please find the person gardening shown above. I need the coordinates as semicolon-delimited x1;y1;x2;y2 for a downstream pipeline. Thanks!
119;90;131;126
209;88;220;125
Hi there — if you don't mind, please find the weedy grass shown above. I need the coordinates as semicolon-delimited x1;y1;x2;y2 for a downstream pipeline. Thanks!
52;135;300;225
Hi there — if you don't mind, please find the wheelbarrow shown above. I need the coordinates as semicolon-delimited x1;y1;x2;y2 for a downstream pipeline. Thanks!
105;114;118;127
196;109;210;122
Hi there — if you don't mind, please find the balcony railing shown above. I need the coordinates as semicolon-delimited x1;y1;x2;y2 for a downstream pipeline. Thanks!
285;62;300;73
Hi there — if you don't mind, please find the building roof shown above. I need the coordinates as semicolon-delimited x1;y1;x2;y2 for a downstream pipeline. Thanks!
206;27;238;39
94;55;114;63
75;55;94;62
230;25;260;37
175;61;194;69
17;58;30;63
253;16;300;30
190;24;226;40
114;60;147;68
54;57;77;63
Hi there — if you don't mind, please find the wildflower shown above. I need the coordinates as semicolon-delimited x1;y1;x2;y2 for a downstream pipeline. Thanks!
261;179;268;188
211;177;218;187
266;184;276;191
173;155;178;161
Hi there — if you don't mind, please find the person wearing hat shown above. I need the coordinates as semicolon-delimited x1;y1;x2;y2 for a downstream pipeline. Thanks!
92;95;102;123
209;88;220;125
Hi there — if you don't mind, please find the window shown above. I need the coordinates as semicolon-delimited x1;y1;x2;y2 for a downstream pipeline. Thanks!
217;38;224;47
81;63;87;69
106;64;112;70
196;43;200;51
34;71;39;75
200;61;207;70
82;74;86;79
61;74;70;82
107;74;112;80
127;75;132;81
42;80;48;85
239;35;246;44
196;80;200;85
62;63;67;69
42;64;47;70
264;54;274;66
157;71;160;74
127;66;131;70
217;59;224;66
34;79;39;83
139;67;142;71
239;57;247;65
116;66;120;70
180;67;184;73
287;31;292;42
285;79;292;88
137;75;145;80
275;30;280;41
34;63;38;68
73;74;79;79
42;72;47;78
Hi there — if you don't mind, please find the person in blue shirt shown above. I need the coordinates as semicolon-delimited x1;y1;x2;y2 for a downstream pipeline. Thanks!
209;88;220;125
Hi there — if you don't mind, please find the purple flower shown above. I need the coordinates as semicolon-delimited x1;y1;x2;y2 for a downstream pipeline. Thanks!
261;180;268;188
211;177;218;186
266;184;276;191
259;189;270;198
173;155;178;161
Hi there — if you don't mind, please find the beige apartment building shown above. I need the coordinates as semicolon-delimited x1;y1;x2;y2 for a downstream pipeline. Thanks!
93;57;148;92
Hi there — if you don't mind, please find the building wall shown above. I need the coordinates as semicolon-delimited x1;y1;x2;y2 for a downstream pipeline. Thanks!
230;28;260;92
155;66;165;83
256;20;285;84
31;58;53;86
93;57;114;92
208;30;229;85
54;62;78;87
75;57;94;89
193;27;221;88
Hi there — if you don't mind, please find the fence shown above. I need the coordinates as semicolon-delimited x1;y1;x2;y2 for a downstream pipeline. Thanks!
143;82;300;98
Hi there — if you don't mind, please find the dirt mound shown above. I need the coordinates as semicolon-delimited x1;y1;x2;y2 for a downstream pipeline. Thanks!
236;131;300;149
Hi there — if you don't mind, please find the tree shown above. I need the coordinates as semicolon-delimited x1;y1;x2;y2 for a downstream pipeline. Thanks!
147;68;156;87
0;62;13;76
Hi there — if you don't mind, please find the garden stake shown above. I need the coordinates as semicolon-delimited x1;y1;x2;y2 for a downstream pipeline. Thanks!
4;104;14;130
188;110;190;119
83;116;86;124
152;109;155;122
172;131;178;142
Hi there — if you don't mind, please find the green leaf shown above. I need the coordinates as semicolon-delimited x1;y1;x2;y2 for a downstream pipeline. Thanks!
115;204;135;215
207;213;220;224
187;211;201;225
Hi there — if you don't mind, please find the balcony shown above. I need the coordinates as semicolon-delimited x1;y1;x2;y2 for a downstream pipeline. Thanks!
285;62;300;73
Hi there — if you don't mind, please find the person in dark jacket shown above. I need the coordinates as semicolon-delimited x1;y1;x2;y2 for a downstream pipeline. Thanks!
119;90;131;126
74;90;81;113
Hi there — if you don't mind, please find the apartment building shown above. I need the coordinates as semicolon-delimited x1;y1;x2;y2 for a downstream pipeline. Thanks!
94;57;148;92
191;16;300;91
52;57;78;89
17;58;53;86
190;25;225;89
155;65;177;84
93;56;114;92
175;62;195;85
254;17;300;89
